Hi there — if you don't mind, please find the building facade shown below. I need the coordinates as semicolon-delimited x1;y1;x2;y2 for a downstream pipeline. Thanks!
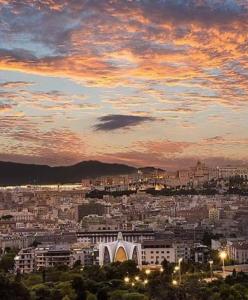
142;240;176;265
14;247;35;274
77;230;154;244
228;241;248;264
98;232;142;267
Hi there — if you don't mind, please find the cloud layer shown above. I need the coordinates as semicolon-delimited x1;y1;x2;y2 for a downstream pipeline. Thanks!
0;0;247;168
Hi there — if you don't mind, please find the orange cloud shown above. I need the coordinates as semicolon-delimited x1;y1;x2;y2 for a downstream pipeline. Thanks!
0;0;247;168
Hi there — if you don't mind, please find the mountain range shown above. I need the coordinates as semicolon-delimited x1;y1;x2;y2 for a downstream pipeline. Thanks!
0;160;163;186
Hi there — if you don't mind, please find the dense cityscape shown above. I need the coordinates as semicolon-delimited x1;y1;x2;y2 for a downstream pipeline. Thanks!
1;161;248;299
1;0;248;299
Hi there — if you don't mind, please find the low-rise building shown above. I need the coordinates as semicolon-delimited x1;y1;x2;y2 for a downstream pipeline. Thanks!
142;240;176;265
14;247;35;274
35;245;72;269
228;241;248;264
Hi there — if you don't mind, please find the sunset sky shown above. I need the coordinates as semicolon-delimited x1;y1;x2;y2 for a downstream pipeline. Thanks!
0;0;247;169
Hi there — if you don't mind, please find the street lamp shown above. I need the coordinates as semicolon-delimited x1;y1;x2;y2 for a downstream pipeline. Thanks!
172;279;178;286
145;269;151;275
208;260;213;281
178;258;183;284
134;276;140;281
219;251;227;277
124;276;130;283
144;279;148;285
160;267;164;273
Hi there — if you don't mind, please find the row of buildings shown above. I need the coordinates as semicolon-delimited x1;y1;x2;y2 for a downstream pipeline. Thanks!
0;164;247;274
14;230;209;274
81;162;248;190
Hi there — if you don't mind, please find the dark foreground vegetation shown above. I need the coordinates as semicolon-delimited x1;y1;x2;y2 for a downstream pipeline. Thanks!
1;258;248;300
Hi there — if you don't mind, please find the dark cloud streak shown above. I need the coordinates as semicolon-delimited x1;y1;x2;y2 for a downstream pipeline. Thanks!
94;114;155;131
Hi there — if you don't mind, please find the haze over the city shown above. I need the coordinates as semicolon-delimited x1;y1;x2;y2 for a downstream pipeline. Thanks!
0;0;248;169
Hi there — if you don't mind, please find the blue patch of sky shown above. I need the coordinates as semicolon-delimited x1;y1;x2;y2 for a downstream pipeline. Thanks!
0;70;138;115
2;39;54;58
204;67;223;76
228;61;248;75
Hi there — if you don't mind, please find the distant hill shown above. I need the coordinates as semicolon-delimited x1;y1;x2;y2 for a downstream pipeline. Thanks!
139;167;165;174
0;160;166;186
0;160;137;186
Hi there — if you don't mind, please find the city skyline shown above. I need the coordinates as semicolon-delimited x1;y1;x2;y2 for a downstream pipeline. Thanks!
0;0;248;170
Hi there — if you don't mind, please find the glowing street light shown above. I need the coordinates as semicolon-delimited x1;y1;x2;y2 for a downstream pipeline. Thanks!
160;267;164;273
135;276;140;281
172;279;178;286
178;258;183;284
219;251;227;277
174;266;179;272
124;276;130;283
144;279;148;285
145;269;151;275
219;251;227;260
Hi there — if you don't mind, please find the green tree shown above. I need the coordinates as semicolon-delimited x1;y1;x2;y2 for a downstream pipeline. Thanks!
110;290;126;300
161;259;174;282
0;274;30;300
56;281;76;299
0;250;16;272
87;293;97;300
119;260;139;277
34;286;51;300
73;259;82;269
123;293;148;300
24;274;42;287
72;276;87;300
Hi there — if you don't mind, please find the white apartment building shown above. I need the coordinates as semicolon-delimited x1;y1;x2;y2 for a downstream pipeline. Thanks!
141;240;193;266
142;240;176;265
14;247;35;274
228;241;248;264
14;245;86;273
